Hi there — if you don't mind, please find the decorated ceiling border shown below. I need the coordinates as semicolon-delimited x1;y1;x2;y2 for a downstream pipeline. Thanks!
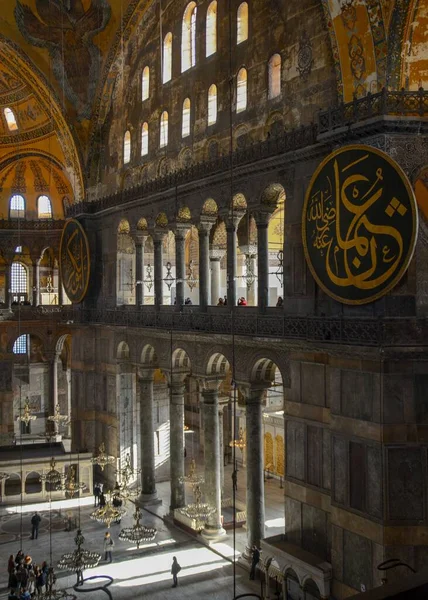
365;0;387;90
386;0;412;89
320;0;344;99
0;35;84;202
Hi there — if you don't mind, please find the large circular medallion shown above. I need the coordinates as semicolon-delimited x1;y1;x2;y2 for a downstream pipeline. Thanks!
59;219;90;303
302;145;418;305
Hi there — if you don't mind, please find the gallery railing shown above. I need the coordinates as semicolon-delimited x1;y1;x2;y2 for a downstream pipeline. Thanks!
55;306;428;348
66;89;428;218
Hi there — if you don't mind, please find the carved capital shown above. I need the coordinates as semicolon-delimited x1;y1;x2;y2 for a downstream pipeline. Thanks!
209;248;226;260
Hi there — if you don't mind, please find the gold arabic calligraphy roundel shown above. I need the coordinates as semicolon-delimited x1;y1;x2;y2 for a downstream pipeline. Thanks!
302;145;418;305
59;219;91;304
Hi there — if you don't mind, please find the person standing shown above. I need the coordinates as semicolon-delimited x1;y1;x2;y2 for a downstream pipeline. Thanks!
30;512;41;540
103;532;114;563
99;492;106;509
171;556;181;588
94;483;100;507
249;545;260;580
231;469;238;492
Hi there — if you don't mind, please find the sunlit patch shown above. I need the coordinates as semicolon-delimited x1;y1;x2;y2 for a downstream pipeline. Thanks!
265;517;285;528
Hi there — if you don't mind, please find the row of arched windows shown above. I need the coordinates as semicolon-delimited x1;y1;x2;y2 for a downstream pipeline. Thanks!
9;194;53;219
124;50;282;163
156;2;248;86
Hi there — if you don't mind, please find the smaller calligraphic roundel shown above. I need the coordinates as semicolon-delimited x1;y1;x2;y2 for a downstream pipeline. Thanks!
59;219;91;304
302;145;418;305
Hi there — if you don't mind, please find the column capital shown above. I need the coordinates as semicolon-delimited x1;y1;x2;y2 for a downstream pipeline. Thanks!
198;377;223;395
172;222;191;238
137;367;155;382
219;208;246;229
152;228;167;243
198;217;216;234
209;248;225;260
240;244;257;256
253;207;275;227
134;233;148;246
238;384;268;405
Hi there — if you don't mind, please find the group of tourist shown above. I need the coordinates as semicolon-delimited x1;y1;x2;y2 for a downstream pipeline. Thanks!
7;551;49;599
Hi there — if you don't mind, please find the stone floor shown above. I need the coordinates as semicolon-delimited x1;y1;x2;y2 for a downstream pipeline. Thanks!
0;462;285;599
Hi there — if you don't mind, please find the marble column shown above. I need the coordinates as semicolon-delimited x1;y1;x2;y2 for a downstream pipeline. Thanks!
170;379;186;510
201;382;226;540
254;211;272;312
244;386;266;552
135;237;146;307
174;226;187;308
32;262;40;307
50;355;59;434
225;210;245;307
4;264;11;308
210;250;224;305
198;220;214;309
153;232;165;308
58;272;64;306
138;369;159;504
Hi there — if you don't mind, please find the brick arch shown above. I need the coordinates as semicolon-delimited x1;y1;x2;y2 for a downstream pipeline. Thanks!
140;343;158;367
241;348;289;387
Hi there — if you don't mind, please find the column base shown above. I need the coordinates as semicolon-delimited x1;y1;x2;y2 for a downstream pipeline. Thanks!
200;525;227;544
137;491;161;506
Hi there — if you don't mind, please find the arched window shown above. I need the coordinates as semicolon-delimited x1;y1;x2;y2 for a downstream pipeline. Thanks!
269;54;281;99
182;2;197;72
237;2;248;44
124;130;131;164
163;32;173;83
206;1;217;57
208;84;217;125
182;98;191;138
9;194;25;219
160;111;168;147
13;334;28;354
236;67;248;112
11;262;27;299
142;66;150;101
141;122;149;156
38;195;52;219
4;107;18;131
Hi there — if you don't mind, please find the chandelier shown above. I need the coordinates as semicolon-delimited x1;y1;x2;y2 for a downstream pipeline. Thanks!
178;458;204;486
119;506;157;548
275;250;283;286
243;255;257;288
91;443;115;471
40;459;62;486
58;529;101;572
0;471;9;482
90;494;127;528
16;398;37;427
144;264;154;291
48;403;69;428
178;483;215;528
113;482;137;505
38;566;76;600
230;427;246;450
116;454;140;487
58;466;86;497
186;259;198;291
163;261;174;290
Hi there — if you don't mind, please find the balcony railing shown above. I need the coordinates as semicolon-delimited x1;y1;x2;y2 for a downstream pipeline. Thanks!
66;89;428;219
54;306;428;348
317;87;428;134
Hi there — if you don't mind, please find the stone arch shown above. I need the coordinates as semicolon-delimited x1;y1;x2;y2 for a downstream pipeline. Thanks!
202;198;218;217
302;576;321;598
206;352;230;376
140;343;158;367
9;332;47;358
232;192;247;211
5;473;21;496
118;218;131;234
250;357;280;385
155;212;169;229
261;183;285;208
172;347;191;370
136;217;148;231
25;470;42;494
116;341;130;360
176;205;192;224
284;566;301;594
55;334;70;355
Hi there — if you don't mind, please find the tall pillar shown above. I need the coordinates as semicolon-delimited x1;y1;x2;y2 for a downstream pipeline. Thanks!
153;231;165;308
224;210;245;308
32;261;40;307
135;236;146;307
169;378;186;510
210;250;224;305
201;381;226;540
244;385;266;552
4;263;11;308
198;220;214;309
49;355;59;434
138;369;159;504
254;210;272;312
219;399;229;490
58;271;64;306
174;226;187;308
